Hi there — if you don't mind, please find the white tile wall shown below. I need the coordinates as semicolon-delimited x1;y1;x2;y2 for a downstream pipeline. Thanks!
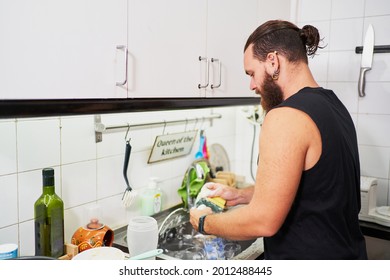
297;0;390;207
17;118;61;172
0;107;247;257
297;0;332;22
0;225;18;245
0;121;17;175
327;82;359;113
328;51;361;82
0;175;18;228
359;82;390;114
365;0;390;16
60;117;96;164
329;18;364;51
62;161;97;209
331;0;365;19
309;52;329;82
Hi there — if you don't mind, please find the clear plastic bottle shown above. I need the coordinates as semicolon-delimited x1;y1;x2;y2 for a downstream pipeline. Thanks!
141;178;162;216
34;168;64;258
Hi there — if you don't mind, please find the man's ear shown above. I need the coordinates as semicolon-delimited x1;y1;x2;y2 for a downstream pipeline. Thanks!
266;51;279;78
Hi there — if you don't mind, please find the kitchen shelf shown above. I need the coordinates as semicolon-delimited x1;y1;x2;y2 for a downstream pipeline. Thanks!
0;97;260;119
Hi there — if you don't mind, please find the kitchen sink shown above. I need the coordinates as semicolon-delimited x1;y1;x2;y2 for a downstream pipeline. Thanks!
113;204;264;260
158;215;257;260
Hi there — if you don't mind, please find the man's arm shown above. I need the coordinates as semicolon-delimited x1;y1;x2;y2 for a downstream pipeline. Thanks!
190;107;319;240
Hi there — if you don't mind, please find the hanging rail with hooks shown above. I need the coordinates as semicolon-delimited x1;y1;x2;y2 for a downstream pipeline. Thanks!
94;113;222;143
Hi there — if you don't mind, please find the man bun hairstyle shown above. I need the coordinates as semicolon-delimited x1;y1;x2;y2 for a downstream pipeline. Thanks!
299;25;321;57
244;20;323;64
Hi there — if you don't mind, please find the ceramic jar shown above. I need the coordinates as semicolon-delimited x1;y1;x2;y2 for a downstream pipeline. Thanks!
71;219;114;253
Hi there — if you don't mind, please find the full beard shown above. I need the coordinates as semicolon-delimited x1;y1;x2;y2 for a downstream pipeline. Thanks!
256;73;284;113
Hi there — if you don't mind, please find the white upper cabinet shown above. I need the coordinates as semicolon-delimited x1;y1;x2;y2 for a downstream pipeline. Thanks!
0;0;272;100
205;0;259;98
127;0;259;98
127;0;207;98
0;0;127;99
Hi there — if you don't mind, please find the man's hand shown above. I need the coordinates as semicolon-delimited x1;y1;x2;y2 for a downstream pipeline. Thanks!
204;182;251;206
189;206;212;232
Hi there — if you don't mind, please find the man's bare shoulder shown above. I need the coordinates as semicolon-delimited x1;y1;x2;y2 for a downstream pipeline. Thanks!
262;106;313;131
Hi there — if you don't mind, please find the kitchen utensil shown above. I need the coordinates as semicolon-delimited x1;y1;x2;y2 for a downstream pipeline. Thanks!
195;131;205;159
122;140;135;207
72;246;125;260
358;24;374;97
128;248;163;260
202;134;209;159
208;143;230;172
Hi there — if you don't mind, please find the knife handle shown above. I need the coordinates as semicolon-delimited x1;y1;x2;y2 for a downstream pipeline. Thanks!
358;67;370;97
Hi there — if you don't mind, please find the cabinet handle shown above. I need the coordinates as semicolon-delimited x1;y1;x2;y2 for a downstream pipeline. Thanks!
210;58;221;89
116;45;128;86
198;56;209;89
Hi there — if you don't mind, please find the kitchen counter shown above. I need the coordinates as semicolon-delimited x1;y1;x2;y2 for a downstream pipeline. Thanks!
359;220;390;241
359;220;390;259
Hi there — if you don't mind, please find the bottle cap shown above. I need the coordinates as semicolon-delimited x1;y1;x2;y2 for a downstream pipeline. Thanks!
42;168;54;177
42;168;55;186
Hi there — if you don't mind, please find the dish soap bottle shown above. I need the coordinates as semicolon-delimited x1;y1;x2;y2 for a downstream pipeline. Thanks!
141;178;162;216
34;168;64;258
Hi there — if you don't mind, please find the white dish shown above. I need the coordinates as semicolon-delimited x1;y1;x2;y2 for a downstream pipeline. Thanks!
72;247;125;260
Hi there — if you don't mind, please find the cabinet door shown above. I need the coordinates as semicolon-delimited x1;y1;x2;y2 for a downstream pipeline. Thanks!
206;0;259;98
128;0;207;98
0;0;127;99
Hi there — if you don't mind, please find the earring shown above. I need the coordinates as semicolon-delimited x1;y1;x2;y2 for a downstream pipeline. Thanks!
272;68;280;80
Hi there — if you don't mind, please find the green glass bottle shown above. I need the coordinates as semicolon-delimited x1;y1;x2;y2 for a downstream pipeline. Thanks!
34;168;64;258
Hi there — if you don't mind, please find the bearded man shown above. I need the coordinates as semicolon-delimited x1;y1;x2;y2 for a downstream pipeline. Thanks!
190;20;367;260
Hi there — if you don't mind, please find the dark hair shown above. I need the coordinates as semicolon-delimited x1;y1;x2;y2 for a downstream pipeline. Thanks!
244;20;322;64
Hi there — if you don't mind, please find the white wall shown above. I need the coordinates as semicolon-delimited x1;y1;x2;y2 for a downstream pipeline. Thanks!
296;0;390;205
0;106;258;256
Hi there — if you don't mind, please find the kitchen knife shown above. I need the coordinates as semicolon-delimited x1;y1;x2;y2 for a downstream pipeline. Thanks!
358;24;374;97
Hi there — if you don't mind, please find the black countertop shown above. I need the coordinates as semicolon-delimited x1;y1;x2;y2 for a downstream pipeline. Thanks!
359;220;390;241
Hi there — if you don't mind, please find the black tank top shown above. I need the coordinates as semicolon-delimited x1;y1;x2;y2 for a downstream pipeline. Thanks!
263;87;367;259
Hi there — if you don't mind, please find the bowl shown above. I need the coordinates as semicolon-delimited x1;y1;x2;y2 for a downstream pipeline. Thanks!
72;247;124;260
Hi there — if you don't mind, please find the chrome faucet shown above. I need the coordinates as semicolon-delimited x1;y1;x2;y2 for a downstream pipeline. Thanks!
185;163;204;211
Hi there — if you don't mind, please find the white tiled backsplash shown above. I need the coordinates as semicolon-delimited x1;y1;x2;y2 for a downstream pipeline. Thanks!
0;107;259;256
1;0;390;257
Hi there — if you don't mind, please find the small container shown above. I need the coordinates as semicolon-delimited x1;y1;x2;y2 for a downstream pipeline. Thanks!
127;216;158;259
71;205;114;253
141;178;162;216
0;244;18;260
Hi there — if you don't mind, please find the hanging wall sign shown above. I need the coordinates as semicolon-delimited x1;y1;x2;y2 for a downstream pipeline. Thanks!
148;130;197;163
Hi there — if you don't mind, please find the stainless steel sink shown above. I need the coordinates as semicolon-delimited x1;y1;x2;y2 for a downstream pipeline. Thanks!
158;217;257;260
113;204;263;260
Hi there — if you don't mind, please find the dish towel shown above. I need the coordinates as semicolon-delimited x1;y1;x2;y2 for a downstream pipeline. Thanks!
177;161;210;209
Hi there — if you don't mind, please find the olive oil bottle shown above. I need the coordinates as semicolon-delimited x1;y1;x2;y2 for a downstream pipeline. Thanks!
34;168;64;258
